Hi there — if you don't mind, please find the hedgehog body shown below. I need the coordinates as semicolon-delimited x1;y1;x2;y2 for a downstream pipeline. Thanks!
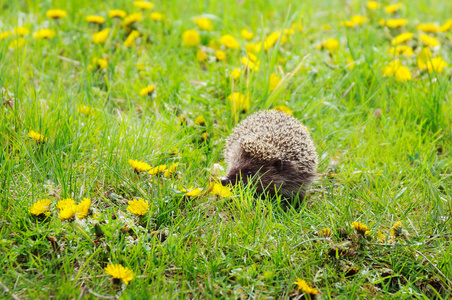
222;110;318;201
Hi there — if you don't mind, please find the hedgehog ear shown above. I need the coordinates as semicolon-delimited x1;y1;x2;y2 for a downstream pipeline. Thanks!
273;159;282;172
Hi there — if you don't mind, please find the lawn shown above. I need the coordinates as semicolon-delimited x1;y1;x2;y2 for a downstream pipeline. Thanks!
1;0;452;298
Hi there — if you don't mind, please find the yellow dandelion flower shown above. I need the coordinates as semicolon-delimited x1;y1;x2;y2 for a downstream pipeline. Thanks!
105;264;134;285
28;130;46;142
346;58;355;70
351;15;367;25
46;9;67;19
377;230;386;243
33;29;56;39
265;32;283;48
124;30;140;47
294;278;319;295
136;63;146;70
9;38;25;50
273;106;293;115
201;132;209;141
133;1;154;10
29;199;51;216
150;12;164;21
318;38;339;52
140;85;156;95
385;3;403;14
0;31;12;40
383;60;411;81
14;27;29;36
318;228;333;238
57;198;76;210
123;12;143;26
420;34;440;48
231;68;241;79
417;23;439;33
128;159;151;172
276;32;288;43
388;45;414;56
129;30;140;39
108;10;127;19
381;18;408;28
164;162;179;177
240;56;259;72
253;40;267;52
241;29;254;40
220;34;240;49
269;73;281;91
247;52;258;62
148;164;167;175
345;15;367;28
367;1;379;10
344;21;356;28
284;28;295;35
264;32;287;49
216;50;226;61
86;15;105;24
208;39;220;50
245;42;257;52
91;57;108;69
78;105;92;116
181;187;201;197
182;29;200;46
59;203;77;221
439;19;452;32
417;48;432;70
254;41;266;52
245;50;257;62
127;198;149;216
194;115;206;126
426;57;447;73
195;17;213;31
352;221;369;235
92;28;110;44
228;92;250;112
390;221;403;237
211;182;233;198
196;49;208;62
76;198;91;219
391;32;413;45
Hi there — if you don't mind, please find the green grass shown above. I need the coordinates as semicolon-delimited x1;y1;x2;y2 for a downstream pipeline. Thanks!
1;0;452;298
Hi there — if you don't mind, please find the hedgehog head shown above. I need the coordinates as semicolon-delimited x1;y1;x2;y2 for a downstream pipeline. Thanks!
221;138;307;197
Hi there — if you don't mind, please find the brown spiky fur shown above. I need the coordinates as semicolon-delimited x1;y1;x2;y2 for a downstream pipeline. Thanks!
222;110;318;201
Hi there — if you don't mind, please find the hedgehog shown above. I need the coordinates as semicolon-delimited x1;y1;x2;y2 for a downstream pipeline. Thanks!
221;110;318;202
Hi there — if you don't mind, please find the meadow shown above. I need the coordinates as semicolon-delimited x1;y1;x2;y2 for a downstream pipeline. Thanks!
1;0;452;298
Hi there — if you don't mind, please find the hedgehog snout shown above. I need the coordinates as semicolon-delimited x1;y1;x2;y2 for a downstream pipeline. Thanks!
220;176;232;186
